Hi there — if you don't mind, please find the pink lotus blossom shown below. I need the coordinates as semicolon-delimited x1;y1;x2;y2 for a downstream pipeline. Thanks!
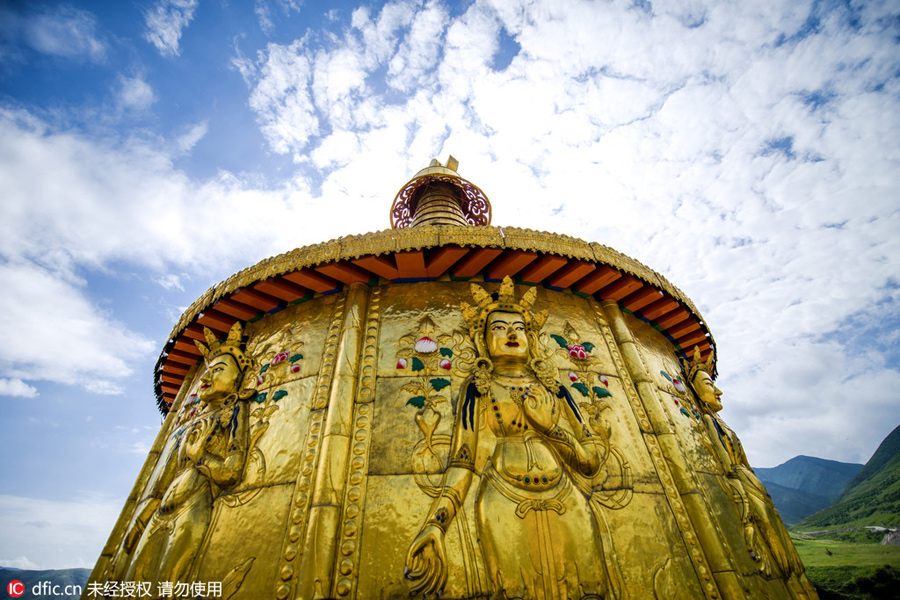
440;359;451;370
396;358;408;369
291;365;301;373
568;344;588;359
272;351;289;364
673;378;686;393
600;376;609;387
569;372;578;382
415;336;438;354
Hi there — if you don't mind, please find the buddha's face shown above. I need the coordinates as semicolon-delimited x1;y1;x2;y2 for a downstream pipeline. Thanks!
485;311;529;362
691;370;722;412
198;354;242;403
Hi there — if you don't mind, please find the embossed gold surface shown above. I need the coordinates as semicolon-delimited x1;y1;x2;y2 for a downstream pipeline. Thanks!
89;269;817;599
90;160;815;598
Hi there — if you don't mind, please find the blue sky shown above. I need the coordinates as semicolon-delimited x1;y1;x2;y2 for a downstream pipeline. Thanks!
1;0;898;570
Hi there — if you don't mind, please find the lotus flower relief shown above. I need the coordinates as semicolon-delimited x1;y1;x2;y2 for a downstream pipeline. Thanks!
415;336;438;354
568;344;589;360
271;351;290;364
551;321;597;364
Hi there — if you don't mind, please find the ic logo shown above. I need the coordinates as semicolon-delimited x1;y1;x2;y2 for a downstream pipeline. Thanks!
7;580;24;598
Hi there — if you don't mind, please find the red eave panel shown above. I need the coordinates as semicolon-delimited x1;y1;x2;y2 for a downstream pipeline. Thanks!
166;350;201;366
352;255;400;280
656;308;690;329
426;246;469;278
676;331;708;349
196;309;237;332
453;248;503;278
160;383;181;396
230;288;281;313
160;361;189;376
575;265;620;294
546;261;595;289
214;297;261;320
668;318;701;339
518;255;568;284
394;250;428;279
641;296;679;321
316;261;371;284
622;286;663;312
598;274;643;301
254;277;308;303
283;269;340;293
487;250;538;280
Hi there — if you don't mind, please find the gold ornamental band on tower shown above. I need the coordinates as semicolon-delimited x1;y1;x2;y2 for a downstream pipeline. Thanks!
86;158;818;600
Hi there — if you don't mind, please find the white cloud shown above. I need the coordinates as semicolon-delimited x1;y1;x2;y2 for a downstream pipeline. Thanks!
0;261;155;394
0;0;896;472
115;75;157;111
154;273;184;291
248;41;320;156
0;103;386;395
0;378;38;398
255;0;304;36
232;0;900;468
175;121;209;153
0;493;122;569
0;555;40;570
22;5;107;62
143;0;199;57
0;107;308;273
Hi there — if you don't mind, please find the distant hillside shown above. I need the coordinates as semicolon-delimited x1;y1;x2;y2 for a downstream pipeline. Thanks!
759;480;833;525
838;424;900;502
755;455;863;525
798;424;900;529
0;567;91;600
757;455;863;503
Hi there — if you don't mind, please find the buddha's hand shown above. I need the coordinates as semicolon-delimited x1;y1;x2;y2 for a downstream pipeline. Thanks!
524;394;554;433
405;524;447;596
184;419;214;462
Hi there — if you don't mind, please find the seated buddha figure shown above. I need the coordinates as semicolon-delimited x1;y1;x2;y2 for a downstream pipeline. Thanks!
406;277;611;599
118;322;253;589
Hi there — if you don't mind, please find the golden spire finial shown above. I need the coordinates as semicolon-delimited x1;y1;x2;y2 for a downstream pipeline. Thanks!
389;155;491;228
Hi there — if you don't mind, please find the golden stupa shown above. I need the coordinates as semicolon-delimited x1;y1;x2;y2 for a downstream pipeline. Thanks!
86;158;818;599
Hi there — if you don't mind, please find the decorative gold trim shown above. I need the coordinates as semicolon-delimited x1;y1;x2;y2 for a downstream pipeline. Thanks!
164;227;714;378
597;300;720;599
332;286;381;598
273;294;346;600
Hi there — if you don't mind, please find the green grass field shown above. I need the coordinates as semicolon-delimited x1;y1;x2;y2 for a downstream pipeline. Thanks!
792;537;900;568
791;535;900;599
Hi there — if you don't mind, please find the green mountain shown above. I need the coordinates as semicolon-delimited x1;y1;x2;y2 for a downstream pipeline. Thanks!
838;424;900;503
0;568;91;600
798;424;900;529
755;455;863;525
759;480;833;526
757;455;863;502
